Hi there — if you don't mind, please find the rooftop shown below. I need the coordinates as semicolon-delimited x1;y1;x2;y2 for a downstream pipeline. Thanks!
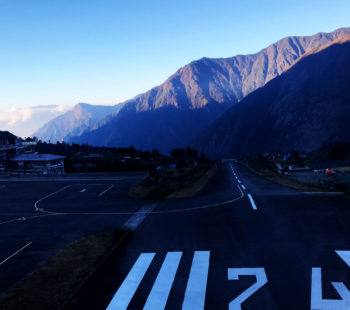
0;131;17;140
11;154;65;162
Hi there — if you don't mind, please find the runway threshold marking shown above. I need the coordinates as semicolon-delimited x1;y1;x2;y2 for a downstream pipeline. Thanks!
98;184;114;197
144;252;182;310
247;194;257;210
106;253;155;310
182;251;210;310
0;242;32;266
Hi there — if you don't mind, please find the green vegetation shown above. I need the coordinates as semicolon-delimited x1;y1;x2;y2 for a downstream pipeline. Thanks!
129;147;214;199
36;141;212;175
240;157;327;192
0;230;126;310
241;142;350;195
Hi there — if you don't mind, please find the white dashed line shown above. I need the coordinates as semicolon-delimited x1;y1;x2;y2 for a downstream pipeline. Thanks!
241;185;247;191
247;194;257;210
0;242;32;266
80;188;86;193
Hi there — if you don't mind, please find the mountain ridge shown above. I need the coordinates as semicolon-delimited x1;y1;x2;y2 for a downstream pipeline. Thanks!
33;103;120;143
37;27;350;152
194;37;350;158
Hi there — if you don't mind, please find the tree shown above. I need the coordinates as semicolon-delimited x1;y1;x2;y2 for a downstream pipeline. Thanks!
329;142;350;160
186;146;198;161
151;148;161;158
170;148;185;161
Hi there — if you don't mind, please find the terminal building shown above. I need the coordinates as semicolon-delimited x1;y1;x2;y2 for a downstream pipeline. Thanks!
0;131;65;174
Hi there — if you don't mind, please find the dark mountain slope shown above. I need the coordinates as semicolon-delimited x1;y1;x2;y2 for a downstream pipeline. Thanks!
70;28;350;152
194;39;350;158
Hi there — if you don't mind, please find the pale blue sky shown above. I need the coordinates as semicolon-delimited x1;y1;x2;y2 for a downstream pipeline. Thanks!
0;0;349;109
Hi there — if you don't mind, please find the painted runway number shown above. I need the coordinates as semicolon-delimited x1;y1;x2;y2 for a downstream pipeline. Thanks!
228;268;268;310
107;250;350;309
311;251;350;310
106;251;266;310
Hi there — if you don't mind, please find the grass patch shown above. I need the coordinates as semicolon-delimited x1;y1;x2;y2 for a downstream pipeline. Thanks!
0;230;126;310
129;162;218;200
240;158;329;192
167;162;219;199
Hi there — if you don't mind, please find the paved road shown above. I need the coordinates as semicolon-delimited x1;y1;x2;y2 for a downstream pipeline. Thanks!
68;161;350;310
0;172;147;298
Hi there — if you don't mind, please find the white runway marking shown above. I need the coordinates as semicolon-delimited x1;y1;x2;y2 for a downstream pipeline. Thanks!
228;268;268;310
80;188;86;193
106;253;155;310
122;204;157;231
241;184;247;190
0;242;32;266
311;268;350;309
0;214;58;226
182;251;210;310
144;252;182;310
34;185;72;212
247;194;257;210
336;251;350;267
237;180;241;184
98;184;114;196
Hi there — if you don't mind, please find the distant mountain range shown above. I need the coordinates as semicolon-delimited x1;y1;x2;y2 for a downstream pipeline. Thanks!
0;105;71;138
194;36;350;158
33;27;350;155
33;103;120;142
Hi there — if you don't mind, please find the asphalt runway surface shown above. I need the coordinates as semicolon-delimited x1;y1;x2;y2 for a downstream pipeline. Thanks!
1;163;350;310
0;172;146;299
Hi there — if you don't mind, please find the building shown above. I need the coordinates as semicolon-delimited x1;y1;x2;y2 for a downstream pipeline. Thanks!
10;153;65;174
0;131;22;172
0;131;65;174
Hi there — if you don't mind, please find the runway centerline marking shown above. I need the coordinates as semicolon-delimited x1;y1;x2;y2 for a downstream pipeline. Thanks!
106;253;155;310
0;242;32;266
241;184;247;190
80;188;86;193
247;194;257;210
182;251;210;310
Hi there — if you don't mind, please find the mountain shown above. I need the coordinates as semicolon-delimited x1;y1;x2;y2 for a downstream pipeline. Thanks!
70;27;350;153
33;103;120;142
194;36;350;158
0;105;71;138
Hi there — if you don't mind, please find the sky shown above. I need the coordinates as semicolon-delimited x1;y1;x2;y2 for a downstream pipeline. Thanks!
0;0;349;110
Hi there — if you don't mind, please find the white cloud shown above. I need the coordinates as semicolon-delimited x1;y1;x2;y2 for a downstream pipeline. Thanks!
0;105;72;137
0;107;36;125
